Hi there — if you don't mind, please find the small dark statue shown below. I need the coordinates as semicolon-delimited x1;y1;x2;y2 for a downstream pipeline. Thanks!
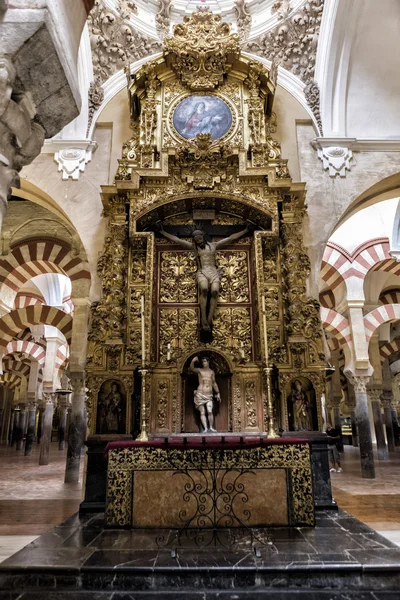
98;381;124;434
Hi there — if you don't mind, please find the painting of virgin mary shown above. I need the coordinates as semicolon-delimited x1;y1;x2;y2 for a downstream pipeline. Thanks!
173;95;232;141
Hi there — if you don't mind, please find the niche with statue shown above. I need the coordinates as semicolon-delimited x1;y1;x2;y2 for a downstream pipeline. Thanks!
96;379;126;435
286;377;318;432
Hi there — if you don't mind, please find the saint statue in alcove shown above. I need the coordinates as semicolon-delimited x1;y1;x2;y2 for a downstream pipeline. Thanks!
190;355;221;433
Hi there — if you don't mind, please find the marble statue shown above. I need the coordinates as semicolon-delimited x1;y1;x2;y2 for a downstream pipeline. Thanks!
159;224;250;331
291;379;313;431
190;355;221;432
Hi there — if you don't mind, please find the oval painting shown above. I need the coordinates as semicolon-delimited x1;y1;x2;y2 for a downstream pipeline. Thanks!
173;95;233;141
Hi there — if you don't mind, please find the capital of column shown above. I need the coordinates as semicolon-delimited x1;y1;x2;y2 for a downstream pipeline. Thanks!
381;390;394;409
347;375;370;394
69;371;87;397
367;387;383;403
56;391;72;407
42;392;56;405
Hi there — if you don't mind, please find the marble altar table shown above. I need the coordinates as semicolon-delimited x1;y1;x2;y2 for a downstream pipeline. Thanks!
104;436;315;529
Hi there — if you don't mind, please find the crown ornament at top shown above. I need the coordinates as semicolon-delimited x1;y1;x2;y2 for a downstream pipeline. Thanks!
164;11;241;91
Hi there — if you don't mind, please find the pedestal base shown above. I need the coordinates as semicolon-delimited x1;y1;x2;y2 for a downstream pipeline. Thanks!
282;431;337;510
80;434;132;514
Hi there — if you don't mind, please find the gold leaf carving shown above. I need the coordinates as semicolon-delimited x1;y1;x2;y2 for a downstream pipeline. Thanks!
156;380;169;429
164;11;240;90
159;308;198;362
244;380;257;427
218;251;249;304
213;307;252;359
159;252;197;303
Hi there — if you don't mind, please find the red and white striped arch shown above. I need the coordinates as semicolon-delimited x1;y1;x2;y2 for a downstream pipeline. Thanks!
321;238;394;296
14;291;45;309
364;304;400;342
320;307;352;347
3;340;46;369
0;372;22;391
0;306;72;352
2;357;44;384
380;339;400;362
0;238;90;305
320;245;349;291
55;342;69;372
379;289;400;305
327;336;340;352
15;328;46;348
319;290;336;309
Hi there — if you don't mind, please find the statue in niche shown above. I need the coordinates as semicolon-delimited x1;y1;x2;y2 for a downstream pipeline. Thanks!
97;380;125;434
159;224;250;332
289;379;314;431
190;355;221;432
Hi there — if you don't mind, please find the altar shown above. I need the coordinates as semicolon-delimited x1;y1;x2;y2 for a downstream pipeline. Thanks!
105;436;315;529
82;11;328;530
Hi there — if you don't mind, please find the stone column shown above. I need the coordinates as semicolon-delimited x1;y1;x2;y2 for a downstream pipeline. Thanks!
348;375;375;479
347;383;358;447
390;371;400;446
12;407;21;448
381;390;396;452
39;392;56;466
36;400;45;444
24;394;37;456
15;404;27;451
330;350;343;450
8;407;15;445
368;335;388;459
64;372;86;484
391;406;400;446
57;394;69;451
368;388;388;460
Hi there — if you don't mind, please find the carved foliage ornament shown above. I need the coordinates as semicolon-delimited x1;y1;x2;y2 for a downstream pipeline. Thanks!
246;0;324;83
164;12;241;90
234;0;252;42
89;198;128;343
88;0;161;83
156;0;172;40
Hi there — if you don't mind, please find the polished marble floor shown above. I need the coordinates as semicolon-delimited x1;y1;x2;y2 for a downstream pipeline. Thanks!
1;442;400;597
0;442;83;561
0;442;400;564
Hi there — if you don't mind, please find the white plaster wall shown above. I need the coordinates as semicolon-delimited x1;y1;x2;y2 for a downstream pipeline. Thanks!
273;86;309;183
346;2;400;138
96;87;137;184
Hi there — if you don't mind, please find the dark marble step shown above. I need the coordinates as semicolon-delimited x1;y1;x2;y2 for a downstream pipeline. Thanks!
2;590;400;599
1;510;399;595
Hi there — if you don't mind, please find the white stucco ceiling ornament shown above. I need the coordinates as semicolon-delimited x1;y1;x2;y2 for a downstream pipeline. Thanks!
88;0;162;83
234;0;251;41
245;0;324;133
156;0;173;39
53;141;98;180
316;145;353;178
85;0;323;136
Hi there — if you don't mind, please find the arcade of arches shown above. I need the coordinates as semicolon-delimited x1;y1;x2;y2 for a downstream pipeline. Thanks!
1;0;400;596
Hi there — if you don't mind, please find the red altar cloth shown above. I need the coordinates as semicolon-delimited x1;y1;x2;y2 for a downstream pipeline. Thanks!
105;436;311;456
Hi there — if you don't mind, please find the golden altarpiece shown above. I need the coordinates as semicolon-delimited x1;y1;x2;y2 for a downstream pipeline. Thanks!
85;12;326;441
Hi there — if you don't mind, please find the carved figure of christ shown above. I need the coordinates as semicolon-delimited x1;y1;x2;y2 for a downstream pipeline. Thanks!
159;225;249;330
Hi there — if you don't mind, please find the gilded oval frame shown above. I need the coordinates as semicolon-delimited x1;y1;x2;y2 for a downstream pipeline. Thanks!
167;92;238;146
